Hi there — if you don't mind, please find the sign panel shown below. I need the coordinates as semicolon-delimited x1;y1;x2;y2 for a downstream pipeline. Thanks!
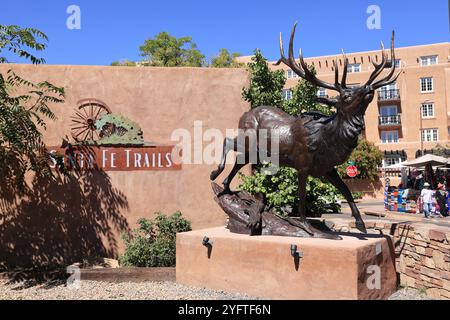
48;146;181;171
346;165;358;178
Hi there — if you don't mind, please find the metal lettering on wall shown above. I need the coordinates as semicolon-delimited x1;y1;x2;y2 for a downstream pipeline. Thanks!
53;99;181;171
49;146;181;171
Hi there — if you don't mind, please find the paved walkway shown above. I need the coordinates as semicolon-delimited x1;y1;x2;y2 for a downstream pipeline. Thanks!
341;200;450;227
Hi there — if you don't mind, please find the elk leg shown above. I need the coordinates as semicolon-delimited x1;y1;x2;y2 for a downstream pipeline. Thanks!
295;174;342;239
295;174;315;235
210;137;235;181
324;169;367;233
222;158;247;194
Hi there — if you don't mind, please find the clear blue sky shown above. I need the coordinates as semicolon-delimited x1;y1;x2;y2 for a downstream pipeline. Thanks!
1;0;449;65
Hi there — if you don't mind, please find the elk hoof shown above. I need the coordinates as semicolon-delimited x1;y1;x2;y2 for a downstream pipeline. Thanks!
355;221;367;234
210;170;220;181
246;211;262;231
217;187;233;197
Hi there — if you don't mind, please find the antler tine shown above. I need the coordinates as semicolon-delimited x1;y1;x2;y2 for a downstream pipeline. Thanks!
299;47;341;92
373;31;398;89
375;70;402;89
365;41;387;86
274;31;289;66
341;49;348;88
274;22;306;78
276;22;341;92
334;59;339;87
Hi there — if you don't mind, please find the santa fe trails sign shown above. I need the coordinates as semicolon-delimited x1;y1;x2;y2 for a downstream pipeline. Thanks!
48;146;181;171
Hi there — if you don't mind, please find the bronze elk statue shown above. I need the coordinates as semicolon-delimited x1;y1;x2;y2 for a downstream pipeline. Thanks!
210;23;400;239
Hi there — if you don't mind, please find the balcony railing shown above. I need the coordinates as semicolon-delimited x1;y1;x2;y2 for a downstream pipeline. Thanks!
379;114;401;126
378;89;400;101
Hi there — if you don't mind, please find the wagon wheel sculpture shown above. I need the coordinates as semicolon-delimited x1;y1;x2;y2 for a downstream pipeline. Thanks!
70;99;112;142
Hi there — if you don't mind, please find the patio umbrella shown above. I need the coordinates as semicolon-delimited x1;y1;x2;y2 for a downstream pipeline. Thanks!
401;154;449;168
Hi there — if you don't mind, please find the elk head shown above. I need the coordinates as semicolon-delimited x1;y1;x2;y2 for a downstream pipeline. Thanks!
275;23;401;117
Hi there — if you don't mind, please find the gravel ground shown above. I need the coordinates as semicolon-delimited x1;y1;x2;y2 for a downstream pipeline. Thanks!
0;279;257;300
0;279;437;300
388;288;436;300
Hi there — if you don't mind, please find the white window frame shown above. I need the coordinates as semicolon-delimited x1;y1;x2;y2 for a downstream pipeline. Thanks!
421;129;438;142
380;105;398;117
287;69;299;79
420;55;438;66
283;89;292;100
380;83;397;92
380;130;399;144
421;103;435;118
420;77;434;93
347;63;361;73
384;156;402;167
317;88;327;98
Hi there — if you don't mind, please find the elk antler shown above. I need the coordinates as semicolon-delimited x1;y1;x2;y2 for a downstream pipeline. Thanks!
365;31;402;89
275;22;343;93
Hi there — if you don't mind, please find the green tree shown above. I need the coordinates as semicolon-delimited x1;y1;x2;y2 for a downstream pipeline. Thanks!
210;48;244;68
242;49;285;107
337;138;383;180
139;31;205;67
0;25;65;190
239;50;341;216
111;59;136;67
282;66;333;116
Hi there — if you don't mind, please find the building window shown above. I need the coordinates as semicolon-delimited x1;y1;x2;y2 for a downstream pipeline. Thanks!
420;77;433;93
380;105;397;116
394;59;401;68
421;129;438;142
421;103;435;118
384;157;402;167
347;63;361;73
381;130;399;143
287;69;299;79
317;88;327;98
420;55;438;66
283;89;292;100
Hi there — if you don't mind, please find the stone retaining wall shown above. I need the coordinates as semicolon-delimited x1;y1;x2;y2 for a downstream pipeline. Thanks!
328;219;450;299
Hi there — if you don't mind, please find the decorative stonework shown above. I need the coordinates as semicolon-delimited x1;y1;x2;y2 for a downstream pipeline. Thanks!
94;114;144;146
327;219;450;299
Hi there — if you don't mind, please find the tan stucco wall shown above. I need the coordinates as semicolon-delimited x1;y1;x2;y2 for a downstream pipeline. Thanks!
0;64;251;263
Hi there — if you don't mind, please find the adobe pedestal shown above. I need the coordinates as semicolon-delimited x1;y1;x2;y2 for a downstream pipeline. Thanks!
176;227;397;300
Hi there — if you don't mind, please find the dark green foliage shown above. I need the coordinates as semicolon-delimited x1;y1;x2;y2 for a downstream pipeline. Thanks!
282;66;333;116
139;31;205;67
0;25;65;191
110;59;136;67
119;212;192;267
242;49;286;108
0;25;48;64
337;138;383;180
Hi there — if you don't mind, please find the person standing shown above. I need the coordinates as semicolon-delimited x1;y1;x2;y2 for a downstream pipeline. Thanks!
436;183;448;217
420;183;433;218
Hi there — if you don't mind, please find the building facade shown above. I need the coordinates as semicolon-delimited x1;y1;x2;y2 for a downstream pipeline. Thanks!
242;42;450;167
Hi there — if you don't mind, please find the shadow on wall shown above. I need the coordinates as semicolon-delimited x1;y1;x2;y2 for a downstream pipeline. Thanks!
0;169;130;277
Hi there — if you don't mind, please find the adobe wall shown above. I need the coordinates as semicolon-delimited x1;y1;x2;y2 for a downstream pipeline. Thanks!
0;64;251;265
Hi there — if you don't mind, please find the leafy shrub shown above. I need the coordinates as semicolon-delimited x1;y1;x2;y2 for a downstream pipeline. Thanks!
239;166;341;217
119;211;191;267
351;192;365;200
337;138;383;181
